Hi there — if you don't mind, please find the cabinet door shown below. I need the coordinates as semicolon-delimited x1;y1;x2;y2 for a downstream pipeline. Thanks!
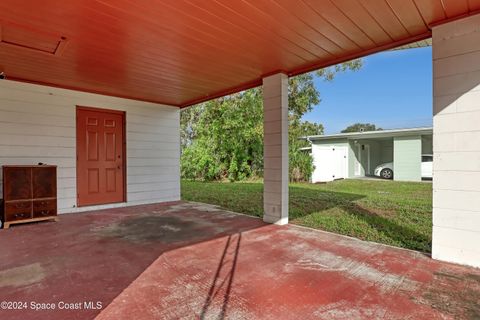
33;167;56;198
4;167;32;201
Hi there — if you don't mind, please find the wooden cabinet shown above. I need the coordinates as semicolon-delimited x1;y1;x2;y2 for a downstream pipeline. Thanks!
2;165;58;228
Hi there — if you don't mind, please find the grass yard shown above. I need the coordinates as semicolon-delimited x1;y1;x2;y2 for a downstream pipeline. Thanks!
181;179;433;253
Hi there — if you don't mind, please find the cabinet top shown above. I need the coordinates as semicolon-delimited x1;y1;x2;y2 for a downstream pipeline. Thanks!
2;165;57;168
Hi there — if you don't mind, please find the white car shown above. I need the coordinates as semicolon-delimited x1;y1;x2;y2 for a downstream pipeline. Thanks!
374;154;433;179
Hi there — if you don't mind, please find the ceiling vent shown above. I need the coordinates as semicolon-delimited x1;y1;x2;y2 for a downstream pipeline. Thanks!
0;22;67;56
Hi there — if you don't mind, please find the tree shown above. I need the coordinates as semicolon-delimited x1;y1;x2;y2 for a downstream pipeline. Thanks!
341;123;382;133
289;120;324;182
181;59;363;182
181;90;263;181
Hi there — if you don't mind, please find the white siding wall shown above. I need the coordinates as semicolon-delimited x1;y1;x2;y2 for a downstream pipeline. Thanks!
432;14;480;267
379;140;394;164
0;80;180;214
393;136;421;182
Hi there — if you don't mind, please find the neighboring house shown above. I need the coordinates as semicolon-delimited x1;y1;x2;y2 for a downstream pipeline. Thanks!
305;127;433;183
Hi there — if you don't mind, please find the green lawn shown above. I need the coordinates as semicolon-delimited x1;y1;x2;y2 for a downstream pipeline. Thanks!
181;179;433;253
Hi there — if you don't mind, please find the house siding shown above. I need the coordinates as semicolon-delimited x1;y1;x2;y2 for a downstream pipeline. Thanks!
349;139;379;176
367;140;380;175
421;135;433;154
379;140;394;164
347;141;356;178
311;139;348;162
432;14;480;267
393;136;421;181
0;80;180;214
312;139;349;149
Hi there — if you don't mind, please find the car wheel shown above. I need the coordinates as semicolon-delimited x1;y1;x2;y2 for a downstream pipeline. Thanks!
380;168;393;180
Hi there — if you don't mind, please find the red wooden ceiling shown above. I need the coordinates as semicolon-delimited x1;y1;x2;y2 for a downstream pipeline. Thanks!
0;0;478;107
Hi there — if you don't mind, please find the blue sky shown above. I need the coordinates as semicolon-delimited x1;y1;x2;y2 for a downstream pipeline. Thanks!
302;46;432;134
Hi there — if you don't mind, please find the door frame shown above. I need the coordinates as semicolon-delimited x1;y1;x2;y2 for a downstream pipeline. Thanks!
366;144;371;175
339;146;349;180
75;106;127;207
355;144;362;176
355;143;371;176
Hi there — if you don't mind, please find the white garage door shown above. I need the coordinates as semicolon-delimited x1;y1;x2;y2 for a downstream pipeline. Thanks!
312;146;348;183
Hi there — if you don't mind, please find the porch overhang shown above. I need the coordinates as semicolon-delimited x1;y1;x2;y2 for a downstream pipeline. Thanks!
0;1;478;107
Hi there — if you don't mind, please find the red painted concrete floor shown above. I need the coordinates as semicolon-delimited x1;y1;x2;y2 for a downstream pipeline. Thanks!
0;202;479;320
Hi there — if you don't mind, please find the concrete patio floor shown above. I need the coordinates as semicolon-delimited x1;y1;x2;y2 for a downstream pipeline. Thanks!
0;201;479;320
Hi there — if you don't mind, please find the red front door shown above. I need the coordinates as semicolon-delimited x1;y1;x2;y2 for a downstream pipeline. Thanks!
76;107;125;206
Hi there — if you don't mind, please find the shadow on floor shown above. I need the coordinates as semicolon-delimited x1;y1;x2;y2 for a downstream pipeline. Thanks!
200;233;242;320
0;201;263;320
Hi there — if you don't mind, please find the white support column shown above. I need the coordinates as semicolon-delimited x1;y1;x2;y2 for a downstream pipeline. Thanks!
432;14;480;267
263;73;289;225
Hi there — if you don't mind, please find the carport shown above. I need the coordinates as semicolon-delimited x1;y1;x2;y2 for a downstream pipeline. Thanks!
0;0;479;275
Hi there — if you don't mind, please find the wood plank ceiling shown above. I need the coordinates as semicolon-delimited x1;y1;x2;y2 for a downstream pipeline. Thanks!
0;0;478;107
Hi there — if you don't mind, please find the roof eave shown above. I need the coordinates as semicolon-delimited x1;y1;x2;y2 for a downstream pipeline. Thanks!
305;127;433;141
